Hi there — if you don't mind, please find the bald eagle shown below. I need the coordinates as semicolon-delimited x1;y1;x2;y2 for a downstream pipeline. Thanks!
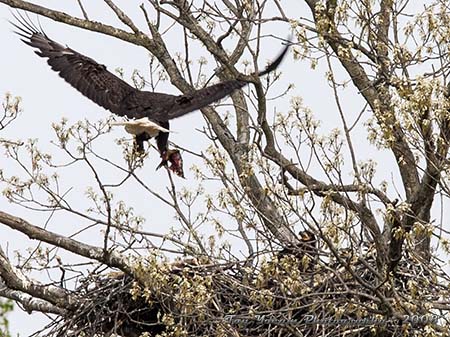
13;16;289;177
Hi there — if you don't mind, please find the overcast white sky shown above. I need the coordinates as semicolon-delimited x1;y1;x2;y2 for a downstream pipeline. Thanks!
0;1;441;336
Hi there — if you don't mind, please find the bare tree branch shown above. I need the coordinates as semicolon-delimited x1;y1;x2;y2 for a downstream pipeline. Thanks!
0;279;65;315
75;0;88;20
0;211;134;275
0;245;76;310
0;0;152;47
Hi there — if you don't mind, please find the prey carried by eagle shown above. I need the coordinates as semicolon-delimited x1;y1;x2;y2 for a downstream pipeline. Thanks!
12;15;289;177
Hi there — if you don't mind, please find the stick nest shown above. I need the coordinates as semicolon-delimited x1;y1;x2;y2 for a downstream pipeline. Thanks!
44;245;448;337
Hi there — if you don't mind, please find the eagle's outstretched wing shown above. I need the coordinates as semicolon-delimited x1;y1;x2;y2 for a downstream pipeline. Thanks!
161;41;290;121
12;15;138;117
13;15;289;123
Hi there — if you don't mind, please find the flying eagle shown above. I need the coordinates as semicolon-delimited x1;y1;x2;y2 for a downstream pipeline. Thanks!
13;16;289;177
